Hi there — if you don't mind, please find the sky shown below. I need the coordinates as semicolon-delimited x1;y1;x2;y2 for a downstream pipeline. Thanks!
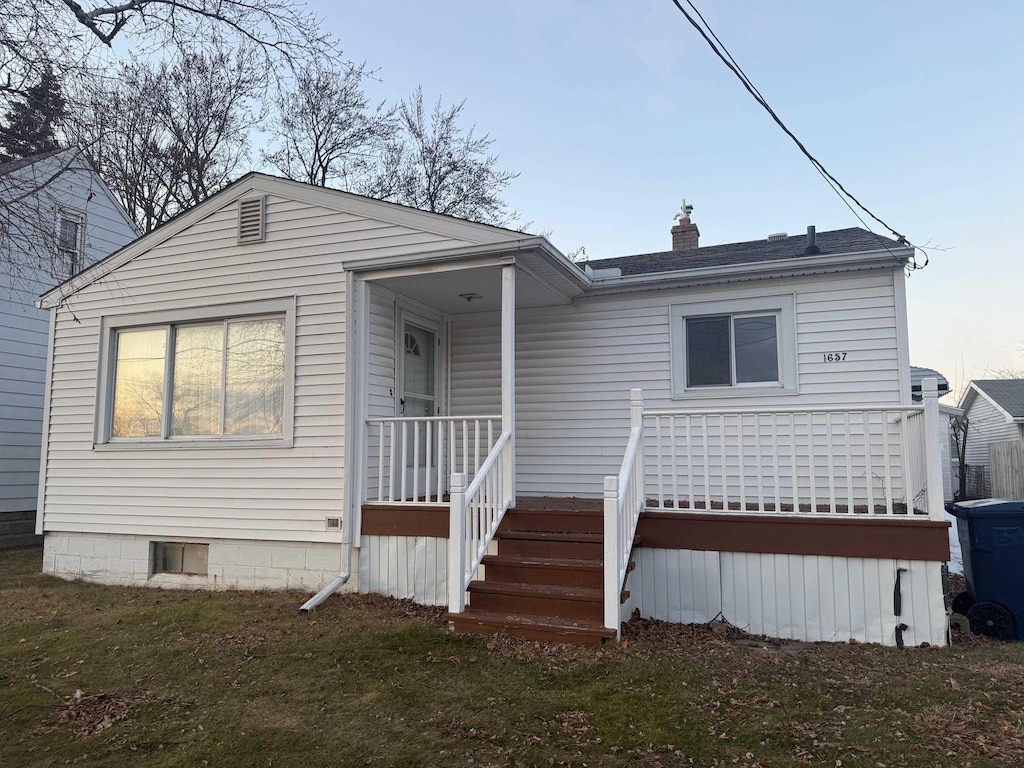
315;0;1023;400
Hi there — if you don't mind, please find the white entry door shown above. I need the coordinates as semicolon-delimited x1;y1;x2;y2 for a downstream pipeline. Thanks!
398;311;443;499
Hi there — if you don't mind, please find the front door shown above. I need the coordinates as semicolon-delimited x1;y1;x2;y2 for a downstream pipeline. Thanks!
398;309;443;499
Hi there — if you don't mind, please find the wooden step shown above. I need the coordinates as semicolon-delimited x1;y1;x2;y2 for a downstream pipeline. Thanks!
500;508;604;535
445;609;615;647
481;555;602;589
497;531;604;560
467;581;603;621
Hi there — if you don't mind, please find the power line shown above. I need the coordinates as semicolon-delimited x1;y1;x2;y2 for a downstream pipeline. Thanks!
670;0;926;272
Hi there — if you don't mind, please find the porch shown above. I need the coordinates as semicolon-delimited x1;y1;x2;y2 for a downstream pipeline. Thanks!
356;380;950;647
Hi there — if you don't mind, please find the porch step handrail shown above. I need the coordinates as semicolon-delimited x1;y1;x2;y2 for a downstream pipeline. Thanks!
365;414;501;503
448;430;513;613
603;389;645;640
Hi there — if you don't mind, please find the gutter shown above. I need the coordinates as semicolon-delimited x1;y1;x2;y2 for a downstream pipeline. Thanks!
582;248;914;297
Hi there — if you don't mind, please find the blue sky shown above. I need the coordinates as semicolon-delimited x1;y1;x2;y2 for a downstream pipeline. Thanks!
317;0;1024;397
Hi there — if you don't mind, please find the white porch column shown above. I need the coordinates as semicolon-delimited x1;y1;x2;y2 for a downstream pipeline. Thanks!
922;377;946;521
501;264;516;507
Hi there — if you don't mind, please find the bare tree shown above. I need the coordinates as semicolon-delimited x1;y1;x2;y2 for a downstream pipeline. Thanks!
70;42;264;232
368;87;520;226
951;413;970;500
0;0;335;273
263;62;396;189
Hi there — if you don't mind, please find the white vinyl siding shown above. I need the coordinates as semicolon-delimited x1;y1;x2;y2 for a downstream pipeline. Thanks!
1;152;136;514
367;284;398;422
963;393;1024;496
40;194;480;542
450;269;904;498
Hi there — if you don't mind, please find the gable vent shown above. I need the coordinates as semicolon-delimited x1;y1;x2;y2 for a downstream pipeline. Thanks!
238;196;265;244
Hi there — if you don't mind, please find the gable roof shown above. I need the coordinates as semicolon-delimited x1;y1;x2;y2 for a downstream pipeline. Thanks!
962;380;1024;421
39;172;530;308
588;227;906;276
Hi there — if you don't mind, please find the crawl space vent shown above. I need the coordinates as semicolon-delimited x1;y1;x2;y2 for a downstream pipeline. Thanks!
238;196;265;244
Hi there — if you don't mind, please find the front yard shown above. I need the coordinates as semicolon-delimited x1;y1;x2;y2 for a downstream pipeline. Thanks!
1;547;1022;767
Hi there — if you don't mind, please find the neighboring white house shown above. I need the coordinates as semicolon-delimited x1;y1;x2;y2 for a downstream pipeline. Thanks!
0;149;137;545
35;175;950;647
957;379;1024;498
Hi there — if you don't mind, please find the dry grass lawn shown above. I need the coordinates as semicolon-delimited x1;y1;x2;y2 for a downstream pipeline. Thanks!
2;547;1023;767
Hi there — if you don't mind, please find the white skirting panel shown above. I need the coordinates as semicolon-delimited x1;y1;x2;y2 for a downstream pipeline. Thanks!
630;548;947;647
358;534;448;606
626;548;723;624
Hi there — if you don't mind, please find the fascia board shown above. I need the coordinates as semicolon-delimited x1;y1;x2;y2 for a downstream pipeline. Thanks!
581;248;912;296
938;403;964;417
251;175;522;245
340;236;548;272
342;236;591;297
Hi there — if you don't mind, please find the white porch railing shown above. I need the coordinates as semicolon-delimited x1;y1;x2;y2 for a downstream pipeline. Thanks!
365;415;500;503
642;379;946;521
603;389;646;639
448;430;514;613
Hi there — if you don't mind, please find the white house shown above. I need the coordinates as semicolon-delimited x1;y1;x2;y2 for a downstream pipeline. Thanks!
0;149;136;546
35;175;950;647
957;379;1024;498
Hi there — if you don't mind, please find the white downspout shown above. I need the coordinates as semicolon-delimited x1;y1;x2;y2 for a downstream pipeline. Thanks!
300;534;352;612
300;272;365;612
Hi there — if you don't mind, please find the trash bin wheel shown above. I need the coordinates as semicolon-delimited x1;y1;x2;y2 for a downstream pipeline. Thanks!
951;591;974;616
966;601;1015;640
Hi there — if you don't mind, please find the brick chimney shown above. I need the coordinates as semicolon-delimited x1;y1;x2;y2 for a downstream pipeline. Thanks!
671;199;699;250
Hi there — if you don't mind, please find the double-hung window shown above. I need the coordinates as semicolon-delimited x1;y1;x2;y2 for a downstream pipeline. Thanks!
670;295;797;398
100;300;294;444
54;207;85;279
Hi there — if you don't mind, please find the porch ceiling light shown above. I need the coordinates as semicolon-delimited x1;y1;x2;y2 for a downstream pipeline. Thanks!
460;292;483;303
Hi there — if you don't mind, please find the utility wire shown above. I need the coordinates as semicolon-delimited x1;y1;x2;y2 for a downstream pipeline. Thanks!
670;0;926;272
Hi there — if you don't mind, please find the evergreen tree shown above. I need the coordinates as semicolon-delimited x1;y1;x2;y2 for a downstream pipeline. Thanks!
0;66;66;160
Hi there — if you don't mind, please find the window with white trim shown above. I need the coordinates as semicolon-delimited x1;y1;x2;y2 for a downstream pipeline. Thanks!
670;295;797;398
104;307;291;442
53;207;85;279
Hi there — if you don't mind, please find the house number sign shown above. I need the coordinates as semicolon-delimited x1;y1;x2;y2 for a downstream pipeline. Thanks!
823;352;848;362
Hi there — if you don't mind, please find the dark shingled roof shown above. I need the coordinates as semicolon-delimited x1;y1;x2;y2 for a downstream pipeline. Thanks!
588;227;904;276
0;148;67;178
973;380;1024;419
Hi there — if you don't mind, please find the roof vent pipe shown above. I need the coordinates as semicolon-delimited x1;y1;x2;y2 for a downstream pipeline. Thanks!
804;225;820;255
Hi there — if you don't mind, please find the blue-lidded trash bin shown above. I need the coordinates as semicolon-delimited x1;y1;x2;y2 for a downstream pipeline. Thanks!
946;499;1024;640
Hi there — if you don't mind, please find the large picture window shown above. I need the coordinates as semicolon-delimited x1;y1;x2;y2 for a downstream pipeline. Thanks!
671;295;796;399
104;305;291;443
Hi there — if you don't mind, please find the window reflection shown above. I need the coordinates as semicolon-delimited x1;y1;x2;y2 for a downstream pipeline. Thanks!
225;319;285;435
111;328;167;437
110;316;286;439
172;324;223;436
